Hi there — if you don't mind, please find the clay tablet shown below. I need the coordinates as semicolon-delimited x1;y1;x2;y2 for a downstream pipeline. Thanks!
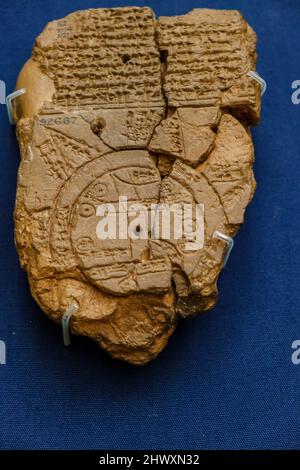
13;7;261;364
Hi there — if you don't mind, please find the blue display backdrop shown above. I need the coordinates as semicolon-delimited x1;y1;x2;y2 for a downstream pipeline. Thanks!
0;0;299;450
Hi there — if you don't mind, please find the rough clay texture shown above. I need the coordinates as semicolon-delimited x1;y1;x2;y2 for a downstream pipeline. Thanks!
13;7;260;365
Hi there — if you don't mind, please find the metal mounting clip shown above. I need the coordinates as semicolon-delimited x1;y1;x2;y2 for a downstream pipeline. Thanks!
247;71;267;96
6;88;26;125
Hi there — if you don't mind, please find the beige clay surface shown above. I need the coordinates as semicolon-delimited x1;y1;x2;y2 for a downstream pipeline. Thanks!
13;7;260;364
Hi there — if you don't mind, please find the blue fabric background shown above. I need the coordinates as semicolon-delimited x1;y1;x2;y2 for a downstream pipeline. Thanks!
0;0;299;450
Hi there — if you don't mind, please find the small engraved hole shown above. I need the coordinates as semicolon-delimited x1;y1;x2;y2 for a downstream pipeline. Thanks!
122;54;130;64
